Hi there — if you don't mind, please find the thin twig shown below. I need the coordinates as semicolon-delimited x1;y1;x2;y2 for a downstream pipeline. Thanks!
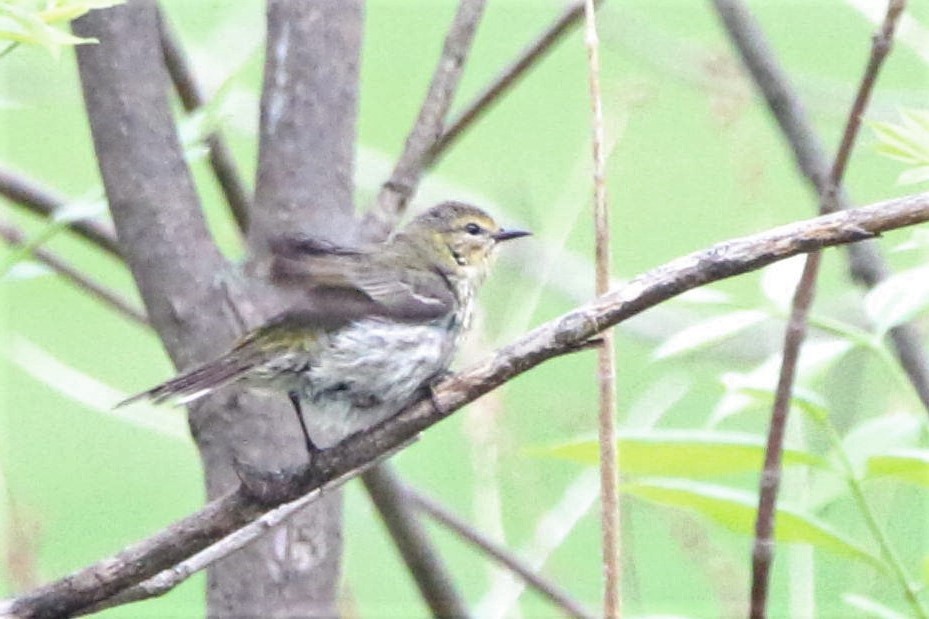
361;465;471;619
0;221;146;325
816;418;928;618
582;1;620;617
407;486;597;619
710;0;929;413
157;7;252;232
0;165;120;258
425;0;591;168
5;191;927;618
745;2;906;617
363;0;487;240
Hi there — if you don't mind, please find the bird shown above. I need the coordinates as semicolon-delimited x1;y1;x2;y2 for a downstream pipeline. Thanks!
118;201;530;453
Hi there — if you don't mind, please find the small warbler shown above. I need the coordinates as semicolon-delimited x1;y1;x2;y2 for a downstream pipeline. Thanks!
119;201;529;451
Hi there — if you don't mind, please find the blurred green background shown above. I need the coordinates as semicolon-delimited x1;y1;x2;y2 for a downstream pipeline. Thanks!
2;0;929;617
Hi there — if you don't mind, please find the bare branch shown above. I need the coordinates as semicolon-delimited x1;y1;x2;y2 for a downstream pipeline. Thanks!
426;0;590;168
157;7;252;232
740;2;907;617
0;165;120;258
581;1;620;616
0;221;146;325
408;487;597;619
362;466;471;619
5;191;929;619
711;0;929;413
364;0;487;240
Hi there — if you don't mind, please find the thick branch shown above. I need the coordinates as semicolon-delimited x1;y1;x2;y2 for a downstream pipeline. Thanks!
364;0;487;239
0;165;120;258
5;192;928;619
158;8;252;232
73;0;232;366
249;0;361;253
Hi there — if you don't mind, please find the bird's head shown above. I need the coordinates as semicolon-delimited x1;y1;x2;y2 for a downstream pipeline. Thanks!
396;201;531;280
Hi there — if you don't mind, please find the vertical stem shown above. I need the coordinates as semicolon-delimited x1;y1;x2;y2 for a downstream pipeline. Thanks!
582;1;620;616
747;2;907;616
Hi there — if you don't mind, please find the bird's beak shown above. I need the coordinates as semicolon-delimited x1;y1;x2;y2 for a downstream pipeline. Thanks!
492;228;532;242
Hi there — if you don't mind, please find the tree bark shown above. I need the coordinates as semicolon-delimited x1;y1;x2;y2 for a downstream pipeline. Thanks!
73;1;362;616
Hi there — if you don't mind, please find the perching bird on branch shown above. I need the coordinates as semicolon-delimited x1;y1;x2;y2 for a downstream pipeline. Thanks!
119;201;530;453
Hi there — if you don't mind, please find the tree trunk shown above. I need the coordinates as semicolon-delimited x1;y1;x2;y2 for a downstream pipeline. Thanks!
73;1;362;615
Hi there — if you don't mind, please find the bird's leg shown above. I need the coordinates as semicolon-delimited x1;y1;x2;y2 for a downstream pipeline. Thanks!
288;390;319;457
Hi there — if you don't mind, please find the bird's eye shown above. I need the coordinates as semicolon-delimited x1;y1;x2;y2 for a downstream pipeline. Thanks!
465;222;482;235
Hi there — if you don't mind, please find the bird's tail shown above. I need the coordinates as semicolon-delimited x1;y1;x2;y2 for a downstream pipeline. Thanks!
116;349;264;408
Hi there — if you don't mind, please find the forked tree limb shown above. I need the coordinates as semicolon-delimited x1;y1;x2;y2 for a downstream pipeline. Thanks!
5;191;928;619
425;0;593;168
740;2;909;617
711;0;929;413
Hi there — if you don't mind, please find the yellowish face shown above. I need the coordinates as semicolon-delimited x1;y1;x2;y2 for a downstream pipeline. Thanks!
403;201;531;274
443;212;501;269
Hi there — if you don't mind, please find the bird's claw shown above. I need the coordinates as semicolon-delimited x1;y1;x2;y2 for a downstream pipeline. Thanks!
232;455;312;505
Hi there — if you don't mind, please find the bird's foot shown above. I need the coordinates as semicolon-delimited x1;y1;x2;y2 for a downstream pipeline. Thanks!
232;455;314;505
424;370;454;415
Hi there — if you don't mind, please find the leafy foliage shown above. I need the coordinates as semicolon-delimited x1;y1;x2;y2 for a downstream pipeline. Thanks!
0;0;123;57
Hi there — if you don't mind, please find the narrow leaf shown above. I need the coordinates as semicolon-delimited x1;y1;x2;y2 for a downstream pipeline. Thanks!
864;265;929;334
539;429;825;478
624;478;883;568
654;310;768;359
866;450;929;487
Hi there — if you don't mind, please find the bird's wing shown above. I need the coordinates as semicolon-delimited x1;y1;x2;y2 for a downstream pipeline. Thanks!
270;242;456;323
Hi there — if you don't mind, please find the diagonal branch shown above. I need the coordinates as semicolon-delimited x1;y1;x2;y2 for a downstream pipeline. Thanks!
0;165;120;258
157;7;252;232
5;191;929;619
425;0;591;168
0;221;146;325
711;0;929;414
361;465;471;619
407;486;597;619
364;0;487;240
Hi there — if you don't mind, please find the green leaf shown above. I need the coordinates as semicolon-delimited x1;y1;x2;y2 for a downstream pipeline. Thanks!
870;118;929;164
841;413;925;478
711;340;851;425
653;310;768;359
39;0;126;24
539;429;826;478
870;121;927;164
624;478;883;568
864;265;929;334
866;450;929;487
1;260;52;282
843;594;909;619
897;166;929;186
